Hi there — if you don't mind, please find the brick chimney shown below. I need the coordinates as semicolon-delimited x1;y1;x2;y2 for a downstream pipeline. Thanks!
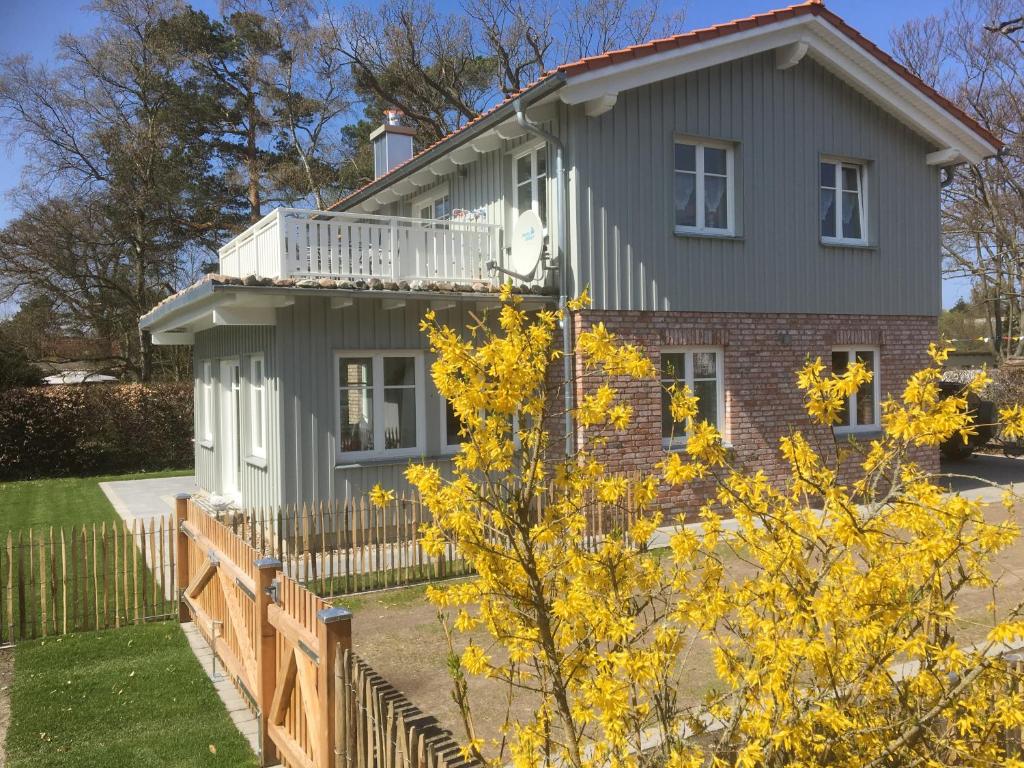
371;110;416;179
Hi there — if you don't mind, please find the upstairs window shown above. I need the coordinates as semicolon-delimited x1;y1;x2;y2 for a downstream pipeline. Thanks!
830;348;880;433
674;139;735;235
820;159;866;244
249;355;266;458
415;184;452;224
661;349;724;448
336;352;424;460
515;145;548;224
418;193;451;221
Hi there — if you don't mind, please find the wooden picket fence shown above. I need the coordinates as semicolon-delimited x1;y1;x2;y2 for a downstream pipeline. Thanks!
229;492;638;598
337;647;475;768
178;496;350;768
0;515;175;644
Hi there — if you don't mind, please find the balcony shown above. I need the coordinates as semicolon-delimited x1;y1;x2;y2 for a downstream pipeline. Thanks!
218;208;503;285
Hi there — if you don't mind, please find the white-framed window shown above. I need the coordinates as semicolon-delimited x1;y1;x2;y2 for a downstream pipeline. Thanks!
513;144;548;224
201;360;214;443
249;354;266;458
661;348;725;448
335;352;425;461
673;138;735;235
820;159;867;244
442;398;469;452
442;400;525;453
414;184;452;222
831;347;880;433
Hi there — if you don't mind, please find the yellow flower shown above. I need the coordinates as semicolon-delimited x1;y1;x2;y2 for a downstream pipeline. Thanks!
368;484;395;508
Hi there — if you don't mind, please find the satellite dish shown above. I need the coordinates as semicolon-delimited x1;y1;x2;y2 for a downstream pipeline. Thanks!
508;210;545;281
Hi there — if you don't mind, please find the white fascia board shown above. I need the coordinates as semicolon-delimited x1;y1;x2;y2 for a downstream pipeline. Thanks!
926;147;966;166
559;18;807;104
143;292;232;334
212;306;279;326
144;289;294;335
151;330;195;346
805;20;996;164
558;14;996;164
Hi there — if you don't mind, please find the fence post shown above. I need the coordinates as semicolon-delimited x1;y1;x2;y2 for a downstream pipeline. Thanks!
254;557;282;766
316;606;352;768
175;494;191;623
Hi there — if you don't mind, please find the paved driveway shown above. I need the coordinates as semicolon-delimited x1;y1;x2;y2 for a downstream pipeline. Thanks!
941;453;1024;503
100;475;198;523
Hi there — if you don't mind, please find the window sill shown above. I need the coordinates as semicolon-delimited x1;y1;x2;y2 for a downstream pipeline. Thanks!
834;429;883;442
335;451;428;469
245;454;268;469
821;238;876;251
663;441;734;453
198;439;214;450
674;227;742;241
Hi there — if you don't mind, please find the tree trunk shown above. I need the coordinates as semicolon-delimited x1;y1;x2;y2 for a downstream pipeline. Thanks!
247;100;261;222
139;327;153;382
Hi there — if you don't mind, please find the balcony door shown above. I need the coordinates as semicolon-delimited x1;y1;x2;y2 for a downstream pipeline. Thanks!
219;359;241;502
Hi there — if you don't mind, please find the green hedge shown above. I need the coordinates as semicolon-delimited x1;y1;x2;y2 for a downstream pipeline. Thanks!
0;384;193;479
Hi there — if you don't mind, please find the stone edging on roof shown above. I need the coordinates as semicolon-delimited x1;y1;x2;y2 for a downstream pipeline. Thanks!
142;273;557;324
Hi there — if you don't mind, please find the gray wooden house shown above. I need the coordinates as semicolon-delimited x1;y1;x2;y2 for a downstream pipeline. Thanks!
140;0;998;511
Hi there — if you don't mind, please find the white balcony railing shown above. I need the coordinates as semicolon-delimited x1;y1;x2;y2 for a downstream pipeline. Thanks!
218;208;503;284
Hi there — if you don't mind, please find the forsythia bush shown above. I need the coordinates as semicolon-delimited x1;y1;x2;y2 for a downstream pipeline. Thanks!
0;383;193;479
372;287;1024;768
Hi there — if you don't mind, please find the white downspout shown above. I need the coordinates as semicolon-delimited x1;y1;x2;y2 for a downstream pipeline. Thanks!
513;97;574;456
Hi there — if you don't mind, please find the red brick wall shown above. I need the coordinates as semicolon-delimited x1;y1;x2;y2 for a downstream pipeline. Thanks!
571;310;939;516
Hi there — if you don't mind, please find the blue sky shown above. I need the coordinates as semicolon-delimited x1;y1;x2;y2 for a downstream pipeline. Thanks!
0;0;970;307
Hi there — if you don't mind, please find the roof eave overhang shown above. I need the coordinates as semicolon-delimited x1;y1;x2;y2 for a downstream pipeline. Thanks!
335;74;568;212
557;14;998;165
140;284;556;346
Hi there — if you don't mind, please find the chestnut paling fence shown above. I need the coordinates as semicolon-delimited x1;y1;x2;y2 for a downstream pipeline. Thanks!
225;492;639;599
0;515;176;644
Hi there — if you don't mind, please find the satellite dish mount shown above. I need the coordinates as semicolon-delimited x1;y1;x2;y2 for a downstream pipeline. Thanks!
487;209;549;283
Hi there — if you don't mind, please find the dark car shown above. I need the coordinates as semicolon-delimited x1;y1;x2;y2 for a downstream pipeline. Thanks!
938;381;997;460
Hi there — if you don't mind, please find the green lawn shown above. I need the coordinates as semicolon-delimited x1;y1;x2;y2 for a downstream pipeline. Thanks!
0;469;191;529
6;622;259;768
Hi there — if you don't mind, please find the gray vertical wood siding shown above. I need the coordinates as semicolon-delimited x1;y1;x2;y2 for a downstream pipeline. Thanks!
189;49;948;509
274;296;472;504
567;52;942;316
193;326;282;509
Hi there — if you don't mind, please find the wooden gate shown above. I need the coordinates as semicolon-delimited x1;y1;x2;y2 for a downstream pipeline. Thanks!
176;495;350;768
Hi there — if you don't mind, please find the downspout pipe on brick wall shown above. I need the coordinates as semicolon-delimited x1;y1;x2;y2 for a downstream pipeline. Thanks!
514;97;575;456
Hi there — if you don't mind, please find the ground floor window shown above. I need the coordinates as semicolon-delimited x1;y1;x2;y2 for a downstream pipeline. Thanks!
249;354;266;458
336;352;424;460
661;348;724;448
830;347;880;432
443;399;468;451
201;360;213;443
